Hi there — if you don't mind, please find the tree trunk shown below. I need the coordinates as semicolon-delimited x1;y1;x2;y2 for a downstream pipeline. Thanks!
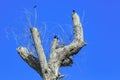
17;10;86;80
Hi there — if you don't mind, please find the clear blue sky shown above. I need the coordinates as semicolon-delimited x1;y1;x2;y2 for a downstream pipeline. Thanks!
0;0;120;80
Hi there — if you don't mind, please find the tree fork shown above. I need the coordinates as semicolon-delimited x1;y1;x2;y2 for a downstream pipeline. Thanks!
17;10;86;80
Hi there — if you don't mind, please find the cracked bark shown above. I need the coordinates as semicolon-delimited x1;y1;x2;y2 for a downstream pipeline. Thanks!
17;10;86;80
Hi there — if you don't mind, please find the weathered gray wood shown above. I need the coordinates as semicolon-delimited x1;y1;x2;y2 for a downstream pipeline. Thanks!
17;11;86;80
50;37;59;59
17;47;42;75
30;28;51;79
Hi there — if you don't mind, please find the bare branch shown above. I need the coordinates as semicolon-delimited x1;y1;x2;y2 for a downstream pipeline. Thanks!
17;47;42;75
63;11;86;57
55;11;86;65
50;36;59;59
30;28;48;78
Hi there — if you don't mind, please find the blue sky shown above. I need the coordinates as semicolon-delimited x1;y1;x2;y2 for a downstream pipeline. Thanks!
0;0;120;80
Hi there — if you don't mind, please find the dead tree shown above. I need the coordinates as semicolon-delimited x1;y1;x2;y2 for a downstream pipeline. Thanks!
17;10;86;80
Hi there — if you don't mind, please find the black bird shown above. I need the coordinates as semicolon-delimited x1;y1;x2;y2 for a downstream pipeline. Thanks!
54;35;58;40
33;5;37;8
73;10;75;13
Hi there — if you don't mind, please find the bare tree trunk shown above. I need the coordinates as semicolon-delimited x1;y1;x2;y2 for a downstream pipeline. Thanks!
17;10;86;80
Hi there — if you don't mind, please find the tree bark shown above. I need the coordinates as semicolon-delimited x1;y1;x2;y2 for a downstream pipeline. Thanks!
17;10;86;80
